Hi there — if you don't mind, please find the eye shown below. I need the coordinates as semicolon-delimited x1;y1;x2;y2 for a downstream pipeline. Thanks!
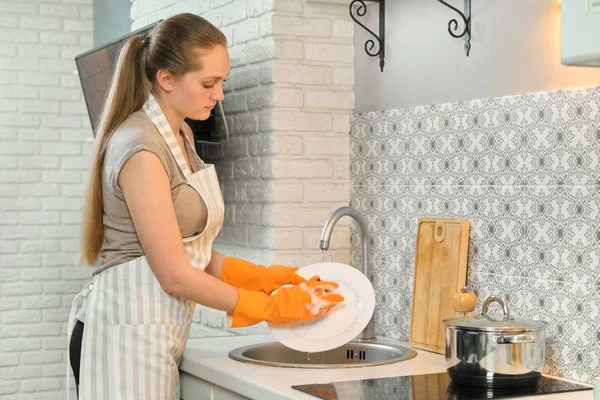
203;82;215;89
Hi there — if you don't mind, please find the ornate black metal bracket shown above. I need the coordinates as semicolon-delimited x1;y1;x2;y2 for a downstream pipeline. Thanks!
349;0;385;72
438;0;472;56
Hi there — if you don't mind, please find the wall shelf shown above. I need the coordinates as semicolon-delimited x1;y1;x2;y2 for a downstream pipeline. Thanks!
349;0;385;72
438;0;472;56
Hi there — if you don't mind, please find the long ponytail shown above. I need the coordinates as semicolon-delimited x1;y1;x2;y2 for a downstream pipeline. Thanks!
80;36;147;265
80;14;227;265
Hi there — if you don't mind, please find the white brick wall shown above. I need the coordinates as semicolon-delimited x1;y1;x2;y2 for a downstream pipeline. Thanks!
0;0;94;398
270;0;354;267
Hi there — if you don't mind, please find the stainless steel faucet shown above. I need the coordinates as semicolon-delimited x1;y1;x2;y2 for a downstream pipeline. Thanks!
319;206;376;341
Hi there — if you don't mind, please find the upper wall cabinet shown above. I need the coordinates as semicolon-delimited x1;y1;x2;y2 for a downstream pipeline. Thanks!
561;0;600;67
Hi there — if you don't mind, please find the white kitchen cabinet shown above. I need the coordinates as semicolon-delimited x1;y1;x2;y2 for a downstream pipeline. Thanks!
561;0;600;66
180;371;249;400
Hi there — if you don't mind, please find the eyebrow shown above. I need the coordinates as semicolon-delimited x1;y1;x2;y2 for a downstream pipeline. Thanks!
203;72;231;81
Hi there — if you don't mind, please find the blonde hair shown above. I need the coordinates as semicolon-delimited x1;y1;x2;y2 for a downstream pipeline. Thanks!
81;13;227;265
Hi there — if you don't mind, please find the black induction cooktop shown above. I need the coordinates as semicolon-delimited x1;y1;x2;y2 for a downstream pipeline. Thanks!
291;372;592;400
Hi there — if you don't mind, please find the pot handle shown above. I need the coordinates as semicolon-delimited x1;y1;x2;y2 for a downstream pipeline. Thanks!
496;334;537;344
482;296;510;320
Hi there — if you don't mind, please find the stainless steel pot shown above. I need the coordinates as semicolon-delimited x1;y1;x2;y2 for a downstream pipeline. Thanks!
443;296;548;388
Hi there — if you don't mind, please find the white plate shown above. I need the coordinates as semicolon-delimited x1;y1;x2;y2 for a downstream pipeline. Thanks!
268;262;375;353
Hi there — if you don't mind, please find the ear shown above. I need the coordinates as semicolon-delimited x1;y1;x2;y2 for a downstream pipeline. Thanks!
155;69;174;92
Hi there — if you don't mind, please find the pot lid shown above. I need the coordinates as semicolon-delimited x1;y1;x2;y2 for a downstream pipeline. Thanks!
443;296;548;332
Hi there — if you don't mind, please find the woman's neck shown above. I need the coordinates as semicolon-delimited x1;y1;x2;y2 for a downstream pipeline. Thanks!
151;90;183;135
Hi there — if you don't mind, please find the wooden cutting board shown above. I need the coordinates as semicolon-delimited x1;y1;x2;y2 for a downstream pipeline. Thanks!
409;218;470;354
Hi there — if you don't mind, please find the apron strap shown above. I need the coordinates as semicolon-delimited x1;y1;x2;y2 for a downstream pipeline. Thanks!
142;93;193;178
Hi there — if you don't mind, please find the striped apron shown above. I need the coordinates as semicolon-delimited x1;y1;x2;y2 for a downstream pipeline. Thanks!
67;93;224;400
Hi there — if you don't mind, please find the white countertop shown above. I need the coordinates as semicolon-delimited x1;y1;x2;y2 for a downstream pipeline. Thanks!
180;334;594;400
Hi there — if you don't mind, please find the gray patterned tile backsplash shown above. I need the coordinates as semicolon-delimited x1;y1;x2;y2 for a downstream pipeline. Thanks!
349;85;600;383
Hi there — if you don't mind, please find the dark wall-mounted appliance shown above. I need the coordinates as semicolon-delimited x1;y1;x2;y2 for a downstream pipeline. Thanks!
74;21;228;153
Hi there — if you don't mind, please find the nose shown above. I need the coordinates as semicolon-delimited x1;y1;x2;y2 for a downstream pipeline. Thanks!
211;85;225;102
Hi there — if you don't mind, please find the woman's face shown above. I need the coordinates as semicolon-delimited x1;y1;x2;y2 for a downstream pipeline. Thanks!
160;45;230;121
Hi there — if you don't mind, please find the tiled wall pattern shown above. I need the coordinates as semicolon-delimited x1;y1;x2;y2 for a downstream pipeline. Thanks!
350;85;600;382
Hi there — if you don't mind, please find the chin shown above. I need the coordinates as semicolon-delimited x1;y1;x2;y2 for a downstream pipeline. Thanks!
189;109;212;121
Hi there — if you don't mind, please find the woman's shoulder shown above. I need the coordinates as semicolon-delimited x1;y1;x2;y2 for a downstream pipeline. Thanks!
108;110;165;153
103;110;175;182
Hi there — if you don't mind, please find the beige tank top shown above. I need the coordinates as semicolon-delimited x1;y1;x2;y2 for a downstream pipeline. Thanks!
95;110;208;275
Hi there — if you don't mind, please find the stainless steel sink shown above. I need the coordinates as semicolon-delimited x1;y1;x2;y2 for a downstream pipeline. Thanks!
228;338;418;368
228;208;419;369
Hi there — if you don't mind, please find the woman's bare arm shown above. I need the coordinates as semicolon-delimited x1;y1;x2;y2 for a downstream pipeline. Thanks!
205;249;226;279
118;151;237;313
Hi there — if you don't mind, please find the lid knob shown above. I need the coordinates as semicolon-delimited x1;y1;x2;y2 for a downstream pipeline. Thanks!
452;286;477;314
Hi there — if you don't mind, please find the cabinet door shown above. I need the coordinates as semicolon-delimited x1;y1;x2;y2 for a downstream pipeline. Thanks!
180;372;212;400
180;372;249;400
214;385;248;400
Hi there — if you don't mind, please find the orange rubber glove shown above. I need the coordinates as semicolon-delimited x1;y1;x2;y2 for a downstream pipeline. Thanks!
228;276;345;327
220;256;306;295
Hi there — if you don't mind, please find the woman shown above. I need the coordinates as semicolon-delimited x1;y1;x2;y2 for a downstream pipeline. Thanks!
68;13;344;400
